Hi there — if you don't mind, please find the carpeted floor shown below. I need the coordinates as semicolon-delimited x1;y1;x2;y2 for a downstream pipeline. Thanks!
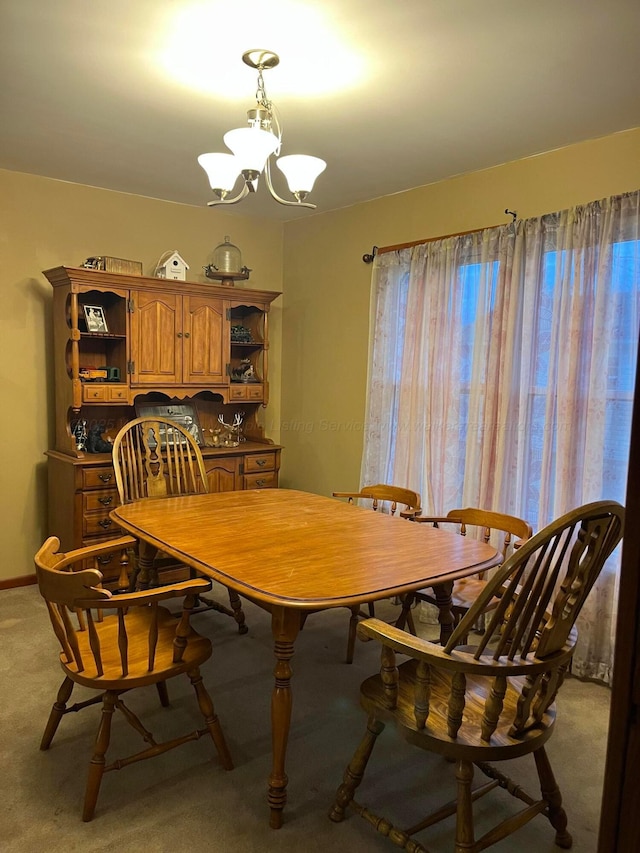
1;584;609;851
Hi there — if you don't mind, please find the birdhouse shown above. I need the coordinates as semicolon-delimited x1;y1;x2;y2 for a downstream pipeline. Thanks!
157;251;189;281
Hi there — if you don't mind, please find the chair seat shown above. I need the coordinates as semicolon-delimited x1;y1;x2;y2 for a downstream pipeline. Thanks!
360;658;556;762
420;577;495;615
61;606;212;690
449;577;490;611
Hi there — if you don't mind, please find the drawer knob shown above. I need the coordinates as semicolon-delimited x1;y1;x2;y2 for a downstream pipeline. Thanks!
98;519;113;529
98;473;113;483
256;478;266;487
97;554;114;565
256;459;266;467
98;496;113;506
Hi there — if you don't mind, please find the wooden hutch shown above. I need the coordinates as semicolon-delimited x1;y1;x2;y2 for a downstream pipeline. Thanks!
44;265;282;584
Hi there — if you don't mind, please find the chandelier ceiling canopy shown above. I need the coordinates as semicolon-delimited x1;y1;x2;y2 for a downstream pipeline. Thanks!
198;49;326;210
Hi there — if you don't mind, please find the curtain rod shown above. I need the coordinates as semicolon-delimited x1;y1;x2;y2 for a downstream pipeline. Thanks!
362;209;518;263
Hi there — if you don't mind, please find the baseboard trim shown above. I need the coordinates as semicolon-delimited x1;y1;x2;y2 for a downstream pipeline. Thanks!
0;575;37;590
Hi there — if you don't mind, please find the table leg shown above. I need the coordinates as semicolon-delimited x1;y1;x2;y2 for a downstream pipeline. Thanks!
432;580;455;645
135;540;157;590
268;605;301;828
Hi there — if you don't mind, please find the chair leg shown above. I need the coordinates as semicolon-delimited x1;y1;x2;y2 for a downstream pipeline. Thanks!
405;606;417;636
188;667;233;771
329;716;385;822
40;676;74;750
156;682;170;707
534;746;572;849
454;759;475;853
396;593;415;631
346;605;360;664
83;691;117;822
227;589;248;634
194;585;249;635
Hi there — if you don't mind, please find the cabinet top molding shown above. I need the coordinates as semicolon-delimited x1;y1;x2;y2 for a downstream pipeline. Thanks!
43;266;282;304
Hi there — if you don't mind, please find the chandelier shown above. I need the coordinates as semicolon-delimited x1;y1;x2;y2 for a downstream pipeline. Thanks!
198;50;326;210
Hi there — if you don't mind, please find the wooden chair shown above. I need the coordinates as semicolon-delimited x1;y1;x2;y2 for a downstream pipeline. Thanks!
112;416;247;633
35;535;233;821
396;508;532;641
329;500;624;852
332;485;422;663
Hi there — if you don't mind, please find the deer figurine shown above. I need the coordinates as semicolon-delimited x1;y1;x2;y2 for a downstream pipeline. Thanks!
218;412;245;446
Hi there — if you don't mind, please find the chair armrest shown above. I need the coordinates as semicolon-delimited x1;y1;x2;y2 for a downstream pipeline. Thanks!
75;577;213;609
56;536;138;571
357;618;571;676
413;515;463;526
399;509;420;519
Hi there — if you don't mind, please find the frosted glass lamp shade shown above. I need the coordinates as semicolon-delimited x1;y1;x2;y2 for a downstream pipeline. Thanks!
276;155;326;193
197;153;240;192
223;127;279;174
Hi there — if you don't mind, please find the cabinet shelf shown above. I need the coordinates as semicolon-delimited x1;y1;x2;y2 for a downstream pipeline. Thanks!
80;332;126;341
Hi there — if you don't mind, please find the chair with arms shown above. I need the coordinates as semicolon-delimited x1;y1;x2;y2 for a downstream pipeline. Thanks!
35;535;233;821
332;484;422;663
396;507;532;642
112;416;247;633
329;500;624;852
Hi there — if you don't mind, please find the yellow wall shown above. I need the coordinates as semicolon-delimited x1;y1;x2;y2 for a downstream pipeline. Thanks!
280;128;640;497
0;169;283;581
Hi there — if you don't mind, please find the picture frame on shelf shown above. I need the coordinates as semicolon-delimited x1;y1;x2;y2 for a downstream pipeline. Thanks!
135;402;204;446
83;304;108;333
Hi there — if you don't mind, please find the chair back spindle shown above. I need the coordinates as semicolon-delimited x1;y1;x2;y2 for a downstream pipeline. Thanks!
450;502;624;662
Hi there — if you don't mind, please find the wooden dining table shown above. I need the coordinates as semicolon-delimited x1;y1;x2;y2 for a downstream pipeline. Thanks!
111;488;501;829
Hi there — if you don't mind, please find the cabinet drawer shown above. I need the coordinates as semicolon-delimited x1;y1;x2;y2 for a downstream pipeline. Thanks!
108;385;129;402
84;511;120;537
83;490;119;512
82;466;116;489
229;385;247;400
83;384;107;402
81;537;127;570
244;452;276;473
81;537;131;587
247;384;264;400
244;471;278;489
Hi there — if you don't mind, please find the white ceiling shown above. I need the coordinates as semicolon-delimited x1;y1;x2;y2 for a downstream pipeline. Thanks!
2;0;639;221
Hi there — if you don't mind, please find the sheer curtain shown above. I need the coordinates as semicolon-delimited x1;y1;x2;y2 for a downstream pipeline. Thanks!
362;191;640;681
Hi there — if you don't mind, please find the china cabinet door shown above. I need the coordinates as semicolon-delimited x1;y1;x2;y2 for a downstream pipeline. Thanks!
182;295;227;385
130;290;182;385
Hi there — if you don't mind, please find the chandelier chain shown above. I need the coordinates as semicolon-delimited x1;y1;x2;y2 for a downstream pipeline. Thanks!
255;69;272;113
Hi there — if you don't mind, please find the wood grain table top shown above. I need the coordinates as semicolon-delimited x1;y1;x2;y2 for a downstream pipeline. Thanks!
112;489;501;610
